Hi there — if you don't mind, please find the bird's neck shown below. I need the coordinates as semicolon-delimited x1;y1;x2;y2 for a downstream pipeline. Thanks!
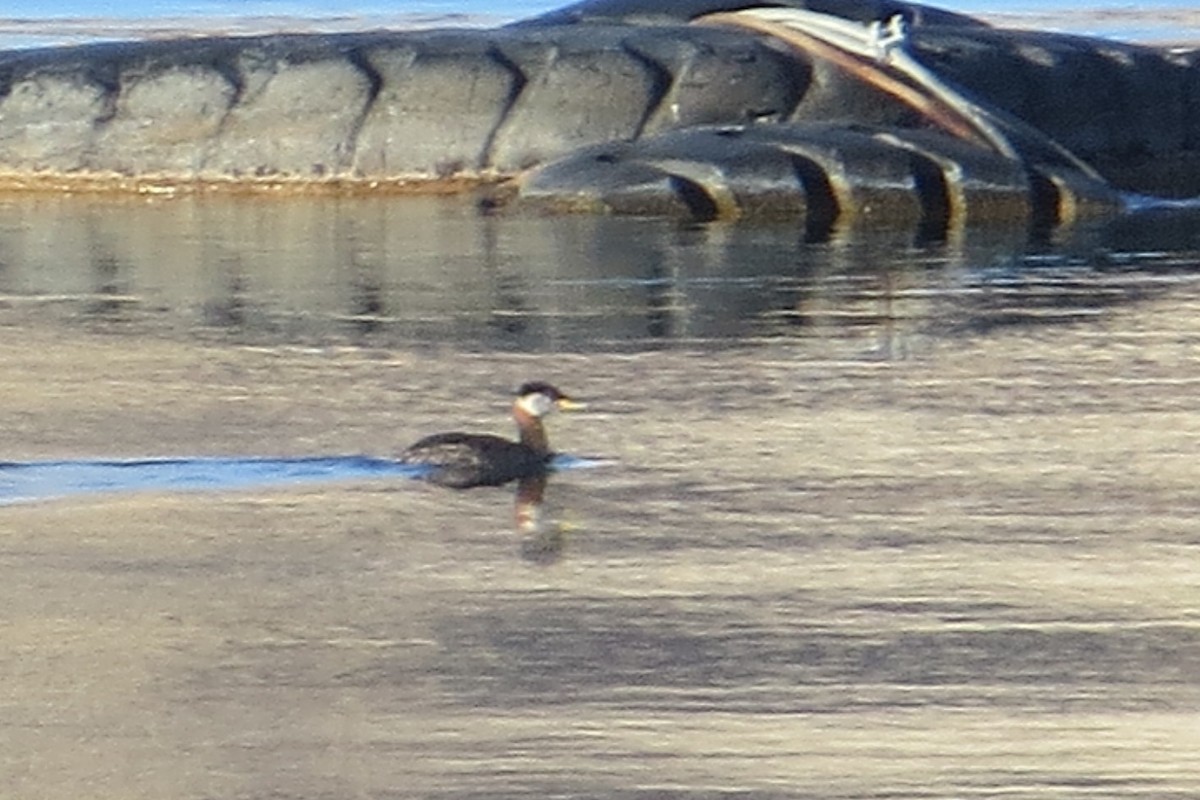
514;404;549;453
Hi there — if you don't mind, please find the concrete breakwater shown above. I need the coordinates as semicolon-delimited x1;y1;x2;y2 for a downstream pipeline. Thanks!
0;0;1197;228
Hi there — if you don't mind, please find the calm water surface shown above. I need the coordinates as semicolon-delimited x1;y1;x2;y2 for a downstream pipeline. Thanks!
3;193;1199;351
1;194;1199;798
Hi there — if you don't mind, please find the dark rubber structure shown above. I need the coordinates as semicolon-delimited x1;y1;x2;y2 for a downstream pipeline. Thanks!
0;0;1196;228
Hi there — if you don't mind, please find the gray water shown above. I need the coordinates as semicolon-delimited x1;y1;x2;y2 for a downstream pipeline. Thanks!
3;193;1199;352
1;193;1199;798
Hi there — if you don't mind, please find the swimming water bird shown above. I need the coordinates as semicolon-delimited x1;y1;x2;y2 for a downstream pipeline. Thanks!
401;382;583;489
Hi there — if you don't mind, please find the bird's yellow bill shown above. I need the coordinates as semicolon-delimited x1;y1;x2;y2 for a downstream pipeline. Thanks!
556;397;587;411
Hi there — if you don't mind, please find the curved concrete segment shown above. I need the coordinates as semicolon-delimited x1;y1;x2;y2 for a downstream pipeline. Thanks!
0;25;802;183
0;0;1196;227
518;123;1121;232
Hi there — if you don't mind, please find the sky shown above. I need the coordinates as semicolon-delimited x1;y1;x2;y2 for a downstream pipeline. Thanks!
13;0;1196;18
3;0;1195;48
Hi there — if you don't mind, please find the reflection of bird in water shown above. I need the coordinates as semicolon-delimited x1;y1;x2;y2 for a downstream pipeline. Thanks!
401;381;583;489
515;473;548;532
515;474;574;564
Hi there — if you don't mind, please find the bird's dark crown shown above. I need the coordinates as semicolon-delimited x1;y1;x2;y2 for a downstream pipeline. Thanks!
515;381;567;400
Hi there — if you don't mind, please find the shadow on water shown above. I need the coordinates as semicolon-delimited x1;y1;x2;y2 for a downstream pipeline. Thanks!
0;193;1198;353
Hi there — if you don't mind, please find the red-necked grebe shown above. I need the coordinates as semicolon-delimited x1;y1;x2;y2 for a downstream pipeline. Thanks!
401;381;583;488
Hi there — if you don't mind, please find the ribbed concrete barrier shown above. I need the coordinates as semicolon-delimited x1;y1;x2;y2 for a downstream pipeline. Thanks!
0;0;1195;229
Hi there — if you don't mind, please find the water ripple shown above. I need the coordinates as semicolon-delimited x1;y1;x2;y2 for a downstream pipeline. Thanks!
0;456;426;505
0;453;607;505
